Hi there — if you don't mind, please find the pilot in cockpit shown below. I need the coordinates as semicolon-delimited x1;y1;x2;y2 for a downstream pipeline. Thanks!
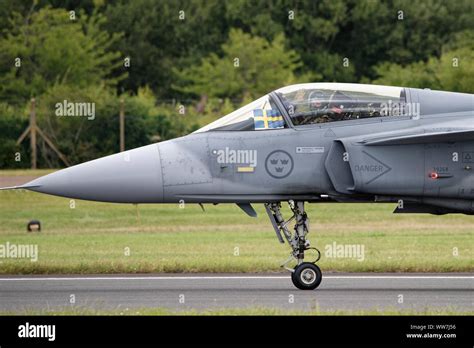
308;90;331;123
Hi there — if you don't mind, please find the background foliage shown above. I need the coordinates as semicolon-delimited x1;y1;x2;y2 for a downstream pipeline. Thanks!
0;0;472;168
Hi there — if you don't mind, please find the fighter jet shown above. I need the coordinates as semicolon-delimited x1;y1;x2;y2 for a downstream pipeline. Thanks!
3;83;473;290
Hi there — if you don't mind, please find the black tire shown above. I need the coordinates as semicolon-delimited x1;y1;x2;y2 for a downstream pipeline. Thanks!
291;270;304;290
291;263;322;290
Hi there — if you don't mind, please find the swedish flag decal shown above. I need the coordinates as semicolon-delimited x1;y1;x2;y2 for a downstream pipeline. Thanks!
253;109;284;130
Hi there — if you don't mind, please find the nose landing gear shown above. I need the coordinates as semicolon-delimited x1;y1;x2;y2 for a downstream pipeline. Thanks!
265;201;322;290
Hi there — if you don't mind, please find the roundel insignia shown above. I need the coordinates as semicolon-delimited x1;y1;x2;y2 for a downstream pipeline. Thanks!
265;150;294;179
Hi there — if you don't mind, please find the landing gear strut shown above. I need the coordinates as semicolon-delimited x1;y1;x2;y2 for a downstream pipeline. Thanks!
265;201;322;290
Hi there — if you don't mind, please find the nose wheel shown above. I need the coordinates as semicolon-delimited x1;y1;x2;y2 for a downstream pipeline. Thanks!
291;262;322;290
265;201;322;290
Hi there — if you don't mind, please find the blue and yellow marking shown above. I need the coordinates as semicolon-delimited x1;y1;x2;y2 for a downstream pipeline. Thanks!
253;109;284;130
237;166;255;173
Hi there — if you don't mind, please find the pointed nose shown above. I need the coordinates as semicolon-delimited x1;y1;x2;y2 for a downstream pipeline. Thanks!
26;144;163;203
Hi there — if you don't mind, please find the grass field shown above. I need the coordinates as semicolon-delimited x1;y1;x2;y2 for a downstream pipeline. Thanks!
0;169;472;274
1;306;470;316
0;169;55;177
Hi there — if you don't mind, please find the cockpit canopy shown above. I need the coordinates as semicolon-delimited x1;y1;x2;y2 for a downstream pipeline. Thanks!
277;83;406;125
195;94;284;133
195;83;407;132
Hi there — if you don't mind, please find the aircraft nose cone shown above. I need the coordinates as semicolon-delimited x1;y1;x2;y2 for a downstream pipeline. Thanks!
25;143;163;203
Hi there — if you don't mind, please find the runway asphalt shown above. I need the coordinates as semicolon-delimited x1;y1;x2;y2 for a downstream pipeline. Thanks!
0;273;472;313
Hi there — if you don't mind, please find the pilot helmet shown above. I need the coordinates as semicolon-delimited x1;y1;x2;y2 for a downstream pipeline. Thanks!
308;90;327;110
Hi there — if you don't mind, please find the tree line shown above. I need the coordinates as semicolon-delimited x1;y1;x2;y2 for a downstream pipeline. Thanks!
0;0;472;168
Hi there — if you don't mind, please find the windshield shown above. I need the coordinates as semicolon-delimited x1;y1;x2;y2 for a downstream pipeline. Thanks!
276;83;406;125
195;95;286;132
